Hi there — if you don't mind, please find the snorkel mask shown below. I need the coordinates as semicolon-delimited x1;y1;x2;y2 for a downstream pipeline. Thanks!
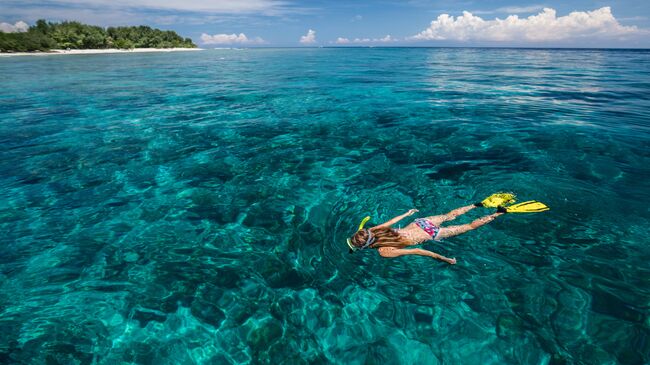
346;216;376;253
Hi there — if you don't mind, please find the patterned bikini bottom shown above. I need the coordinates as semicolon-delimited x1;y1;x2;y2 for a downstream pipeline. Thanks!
414;218;440;239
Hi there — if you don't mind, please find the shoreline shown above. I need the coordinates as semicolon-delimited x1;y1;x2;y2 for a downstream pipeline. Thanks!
0;48;204;57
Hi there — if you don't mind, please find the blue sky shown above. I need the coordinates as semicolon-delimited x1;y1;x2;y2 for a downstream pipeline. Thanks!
1;0;649;47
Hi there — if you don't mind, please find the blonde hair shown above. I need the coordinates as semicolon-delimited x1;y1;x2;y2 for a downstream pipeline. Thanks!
349;227;409;251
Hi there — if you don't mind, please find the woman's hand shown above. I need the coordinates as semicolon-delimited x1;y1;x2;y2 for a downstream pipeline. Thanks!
406;209;419;216
447;257;457;265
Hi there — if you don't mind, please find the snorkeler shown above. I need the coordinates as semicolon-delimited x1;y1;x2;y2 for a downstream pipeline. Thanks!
346;193;549;264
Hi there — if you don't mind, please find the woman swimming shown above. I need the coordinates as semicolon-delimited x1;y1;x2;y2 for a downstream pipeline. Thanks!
346;193;549;264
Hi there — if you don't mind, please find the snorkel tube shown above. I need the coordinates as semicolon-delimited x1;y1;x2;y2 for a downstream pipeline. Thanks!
347;216;372;254
357;216;371;231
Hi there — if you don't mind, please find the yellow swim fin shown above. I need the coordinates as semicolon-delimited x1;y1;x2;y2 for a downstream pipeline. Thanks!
477;193;516;208
499;200;549;213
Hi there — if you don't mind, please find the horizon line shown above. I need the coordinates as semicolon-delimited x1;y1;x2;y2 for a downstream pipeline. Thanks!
205;46;650;50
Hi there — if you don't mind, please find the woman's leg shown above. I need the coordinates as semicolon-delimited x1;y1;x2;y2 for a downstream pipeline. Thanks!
436;213;502;239
426;204;476;226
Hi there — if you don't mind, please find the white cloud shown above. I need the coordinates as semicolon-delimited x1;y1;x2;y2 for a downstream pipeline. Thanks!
8;0;298;15
1;6;139;26
1;5;270;28
0;0;311;29
0;20;29;33
299;29;316;44
496;5;544;14
200;33;265;45
335;35;396;44
470;6;545;16
410;7;641;42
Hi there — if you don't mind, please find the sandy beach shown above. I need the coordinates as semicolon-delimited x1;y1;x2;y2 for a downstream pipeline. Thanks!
0;48;204;57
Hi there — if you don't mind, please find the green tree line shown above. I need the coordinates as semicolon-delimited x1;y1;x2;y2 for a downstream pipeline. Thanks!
0;20;196;52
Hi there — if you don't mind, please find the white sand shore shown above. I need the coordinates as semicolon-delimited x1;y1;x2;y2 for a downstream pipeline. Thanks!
0;48;204;57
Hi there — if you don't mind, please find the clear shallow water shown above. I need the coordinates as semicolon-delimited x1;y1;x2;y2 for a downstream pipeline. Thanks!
1;48;649;364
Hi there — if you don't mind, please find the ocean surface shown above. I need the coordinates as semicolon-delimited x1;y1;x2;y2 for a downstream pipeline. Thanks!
1;48;649;364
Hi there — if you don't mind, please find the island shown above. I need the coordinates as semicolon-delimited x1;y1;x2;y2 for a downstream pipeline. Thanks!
0;20;197;53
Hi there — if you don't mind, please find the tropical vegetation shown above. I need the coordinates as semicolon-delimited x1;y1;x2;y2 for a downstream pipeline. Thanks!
0;20;196;52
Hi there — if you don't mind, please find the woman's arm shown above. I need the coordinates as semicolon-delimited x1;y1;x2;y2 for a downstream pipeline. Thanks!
374;209;418;228
377;247;456;264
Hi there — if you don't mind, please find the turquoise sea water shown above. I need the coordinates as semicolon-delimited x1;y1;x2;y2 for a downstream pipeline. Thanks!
1;48;649;364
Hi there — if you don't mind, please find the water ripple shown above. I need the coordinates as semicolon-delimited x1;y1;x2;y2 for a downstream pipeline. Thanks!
1;48;649;364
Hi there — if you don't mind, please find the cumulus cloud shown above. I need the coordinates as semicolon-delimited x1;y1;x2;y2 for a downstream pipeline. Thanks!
200;33;265;45
0;20;29;33
496;5;544;14
299;29;316;44
335;35;395;44
410;7;640;42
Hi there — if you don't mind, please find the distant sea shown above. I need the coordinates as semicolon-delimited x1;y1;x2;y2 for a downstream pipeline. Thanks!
1;48;649;364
